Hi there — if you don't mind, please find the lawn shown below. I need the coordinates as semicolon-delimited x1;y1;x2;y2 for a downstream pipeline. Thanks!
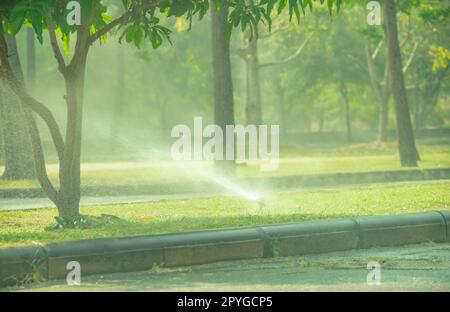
0;180;448;247
0;141;449;190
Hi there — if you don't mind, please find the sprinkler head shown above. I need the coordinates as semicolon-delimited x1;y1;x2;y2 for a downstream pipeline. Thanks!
257;199;266;210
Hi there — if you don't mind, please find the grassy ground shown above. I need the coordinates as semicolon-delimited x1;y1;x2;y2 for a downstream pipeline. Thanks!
10;242;450;291
0;141;449;190
0;180;448;247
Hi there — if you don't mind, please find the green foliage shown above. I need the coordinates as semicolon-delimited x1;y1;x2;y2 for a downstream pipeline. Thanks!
0;0;342;49
54;214;88;229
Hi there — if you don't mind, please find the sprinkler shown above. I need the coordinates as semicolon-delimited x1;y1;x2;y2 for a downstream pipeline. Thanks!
257;198;266;212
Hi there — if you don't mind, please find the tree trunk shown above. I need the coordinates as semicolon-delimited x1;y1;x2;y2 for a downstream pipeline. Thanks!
0;13;91;220
275;80;286;137
339;81;352;144
58;60;87;217
378;95;389;142
384;0;419;166
110;47;125;149
244;33;262;125
365;42;390;142
0;34;35;180
26;27;36;91
211;5;235;175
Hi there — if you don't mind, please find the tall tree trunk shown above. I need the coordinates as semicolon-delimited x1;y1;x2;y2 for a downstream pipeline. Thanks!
339;81;352;144
275;80;286;137
384;0;419;166
378;95;389;141
366;43;390;142
110;47;125;150
211;5;235;175
26;27;36;91
58;58;87;217
244;33;262;125
0;34;35;180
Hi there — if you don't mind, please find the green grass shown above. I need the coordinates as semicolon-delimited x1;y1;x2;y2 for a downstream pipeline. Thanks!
0;180;448;247
1;141;449;190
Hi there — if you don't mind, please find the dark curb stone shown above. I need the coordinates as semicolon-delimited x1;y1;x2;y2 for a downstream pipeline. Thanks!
259;219;359;256
436;210;450;242
44;236;164;279
159;228;265;267
355;211;447;248
0;245;47;286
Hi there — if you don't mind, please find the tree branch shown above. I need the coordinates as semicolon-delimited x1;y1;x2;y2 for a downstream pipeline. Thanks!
399;15;412;49
88;0;161;45
371;39;384;60
0;25;65;162
0;24;60;202
22;107;60;204
47;22;67;75
259;24;290;39
402;39;421;73
260;32;314;68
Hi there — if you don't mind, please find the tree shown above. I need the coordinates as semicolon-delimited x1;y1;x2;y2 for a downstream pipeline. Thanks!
364;14;421;142
26;27;36;90
211;4;235;174
409;2;450;130
241;29;262;126
384;0;420;166
0;33;35;180
110;46;125;149
0;0;342;220
235;22;313;126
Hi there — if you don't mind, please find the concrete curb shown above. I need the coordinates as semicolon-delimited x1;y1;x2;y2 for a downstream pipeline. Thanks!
245;168;450;190
0;210;449;287
1;168;449;199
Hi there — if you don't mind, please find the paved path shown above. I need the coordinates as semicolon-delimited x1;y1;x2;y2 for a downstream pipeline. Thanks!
1;179;448;211
11;243;450;292
0;193;223;211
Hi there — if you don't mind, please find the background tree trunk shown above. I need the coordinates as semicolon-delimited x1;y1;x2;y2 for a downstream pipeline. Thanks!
365;42;390;142
211;5;235;175
339;80;352;144
0;34;35;180
275;80;287;137
384;0;419;166
244;33;262;125
110;47;125;150
26;27;36;91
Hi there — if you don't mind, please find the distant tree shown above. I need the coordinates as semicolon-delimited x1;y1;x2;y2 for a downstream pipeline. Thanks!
384;0;420;166
110;46;125;149
211;4;235;174
26;27;36;90
0;33;35;180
